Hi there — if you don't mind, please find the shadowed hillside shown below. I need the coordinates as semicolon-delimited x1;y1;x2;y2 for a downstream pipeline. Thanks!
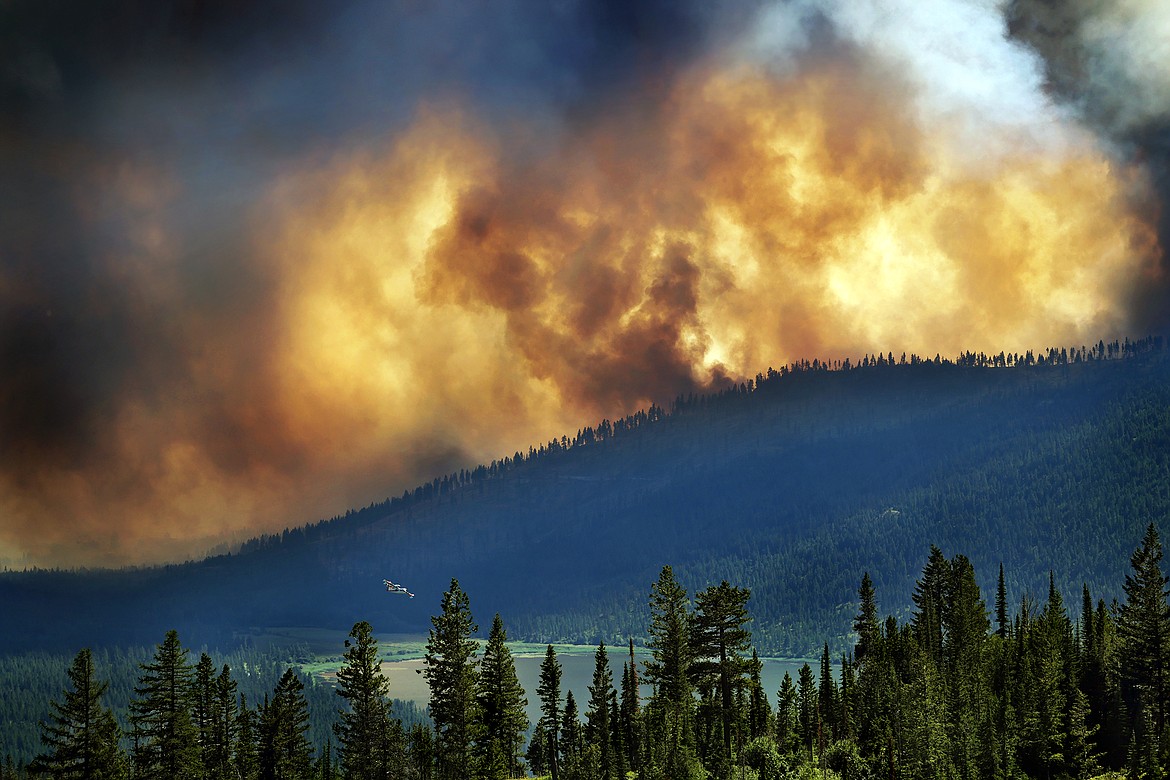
3;339;1168;655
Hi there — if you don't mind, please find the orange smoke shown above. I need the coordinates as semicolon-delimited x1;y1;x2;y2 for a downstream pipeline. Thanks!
276;58;1158;413
0;55;1160;568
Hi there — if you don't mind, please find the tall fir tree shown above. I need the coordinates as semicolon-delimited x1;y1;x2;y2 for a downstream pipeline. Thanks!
692;580;752;778
193;652;216;769
1117;523;1170;732
911;546;951;664
561;691;582;766
748;650;770;741
475;614;528;780
619;639;643;774
129;629;202;780
29;648;128;780
584;643;614;780
206;664;238;780
644;565;701;778
942;554;990;780
424;578;479;780
796;663;817;763
261;668;314;780
334;621;394;780
235;693;260;780
537;645;562;780
776;671;797;755
996;563;1009;640
854;572;880;664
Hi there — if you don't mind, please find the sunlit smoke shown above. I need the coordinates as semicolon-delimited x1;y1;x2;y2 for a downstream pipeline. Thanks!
0;0;1163;568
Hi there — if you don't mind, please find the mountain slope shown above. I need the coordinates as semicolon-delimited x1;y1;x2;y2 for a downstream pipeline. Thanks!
3;342;1168;655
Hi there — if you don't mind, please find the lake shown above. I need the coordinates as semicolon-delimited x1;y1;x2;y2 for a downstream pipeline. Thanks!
379;648;820;727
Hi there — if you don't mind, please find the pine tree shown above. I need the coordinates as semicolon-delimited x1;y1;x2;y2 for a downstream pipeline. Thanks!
206;664;238;780
28;648;128;780
193;652;216;768
584;643;614;780
996;563;1009;640
818;643;839;742
1117;523;1170;732
262;668;314;780
643;565;700;777
475;614;528;780
692;580;752;777
235;694;260;780
796;663;817;763
526;722;547;777
423;579;479;780
943;554;990;780
537;645;562;780
748;650;770;741
911;546;950;664
776;671;797;755
1065;688;1101;779
335;621;394;780
407;723;436;780
130;629;202;780
562;691;582;765
854;572;880;664
619;639;642;774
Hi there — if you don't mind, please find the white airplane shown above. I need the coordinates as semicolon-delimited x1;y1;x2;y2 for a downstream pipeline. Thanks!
383;579;415;598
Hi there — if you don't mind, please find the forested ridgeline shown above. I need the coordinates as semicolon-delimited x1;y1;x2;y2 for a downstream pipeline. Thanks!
7;526;1170;780
2;338;1168;656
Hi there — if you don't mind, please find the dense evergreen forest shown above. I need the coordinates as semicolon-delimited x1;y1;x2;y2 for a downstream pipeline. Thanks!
2;338;1168;658
6;525;1170;779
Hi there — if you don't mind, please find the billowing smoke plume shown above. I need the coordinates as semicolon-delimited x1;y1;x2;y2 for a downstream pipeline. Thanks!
1006;0;1170;327
0;0;1163;567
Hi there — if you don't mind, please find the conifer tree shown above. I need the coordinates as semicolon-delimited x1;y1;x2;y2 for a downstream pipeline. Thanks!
776;671;797;755
748;650;770;741
644;565;701;777
561;691;582;765
618;639;642;773
526;722;547;777
130;629;202;780
262;668;314;780
693;580;752;777
943;554;990;780
1117;523;1170;732
996;563;1009;639
796;663;817;763
193;652;216;767
29;648;128;780
818;643;839;742
235;694;260;780
584;643;614;780
609;691;627;780
854;572;880;664
206;664;238;780
423;578;479;780
537;644;562;780
335;621;394;780
838;652;854;742
911;546;950;663
407;722;436;780
1065;688;1101;779
475;614;528;780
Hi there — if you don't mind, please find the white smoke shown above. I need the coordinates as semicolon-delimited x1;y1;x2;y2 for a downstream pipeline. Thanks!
743;0;1100;167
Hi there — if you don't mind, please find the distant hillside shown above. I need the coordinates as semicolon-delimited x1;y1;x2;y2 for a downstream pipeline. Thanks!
3;338;1168;656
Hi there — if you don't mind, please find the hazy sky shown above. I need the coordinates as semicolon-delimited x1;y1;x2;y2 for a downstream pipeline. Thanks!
1;0;1167;568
